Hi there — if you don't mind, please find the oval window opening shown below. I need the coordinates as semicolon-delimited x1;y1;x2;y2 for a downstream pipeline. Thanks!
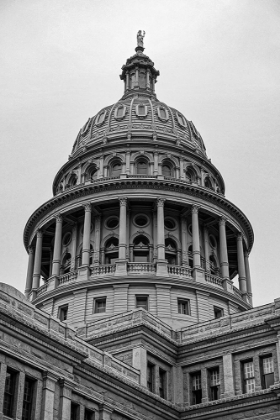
135;215;148;227
106;217;119;229
164;218;176;230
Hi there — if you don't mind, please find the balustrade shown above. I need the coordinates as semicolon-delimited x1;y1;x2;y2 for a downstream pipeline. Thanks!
91;264;116;276
167;265;192;277
36;283;48;297
58;271;78;285
127;262;156;274
205;272;223;288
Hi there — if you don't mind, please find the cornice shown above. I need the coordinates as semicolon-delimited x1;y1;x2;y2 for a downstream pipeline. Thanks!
24;178;253;251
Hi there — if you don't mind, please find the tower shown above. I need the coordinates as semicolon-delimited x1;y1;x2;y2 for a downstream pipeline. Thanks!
1;36;279;420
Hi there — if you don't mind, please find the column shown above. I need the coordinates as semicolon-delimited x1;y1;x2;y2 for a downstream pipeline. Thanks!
99;155;104;178
94;216;101;265
126;209;130;260
244;251;253;305
156;198;168;275
14;371;25;419
135;67;139;87
59;379;72;420
52;214;63;277
192;205;200;268
125;71;129;90
25;246;35;297
180;158;185;180
172;366;184;404
146;69;150;89
132;347;147;386
222;353;235;398
126;151;130;174
153;209;157;262
219;217;229;279
32;230;43;292
116;198;127;275
237;233;247;296
154;151;159;176
82;204;92;266
41;372;58;420
181;216;188;266
176;167;180;179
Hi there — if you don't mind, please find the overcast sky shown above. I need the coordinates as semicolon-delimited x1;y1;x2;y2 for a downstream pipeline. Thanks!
0;0;279;307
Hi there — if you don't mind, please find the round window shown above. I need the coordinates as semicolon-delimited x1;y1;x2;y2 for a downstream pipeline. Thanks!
63;232;72;246
164;217;176;230
105;216;119;229
134;214;149;228
209;235;217;248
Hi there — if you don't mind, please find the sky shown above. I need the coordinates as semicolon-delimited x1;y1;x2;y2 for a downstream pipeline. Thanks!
0;0;279;307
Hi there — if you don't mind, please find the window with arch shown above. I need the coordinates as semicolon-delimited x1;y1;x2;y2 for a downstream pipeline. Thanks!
162;160;174;177
61;252;71;274
205;177;214;190
186;167;196;183
57;183;63;194
133;235;150;262
114;104;126;120
165;238;177;265
139;71;146;88
86;164;98;181
135;104;148;118
105;237;119;264
157;106;169;121
95;110;107;126
136;159;149;175
176;112;188;127
68;174;78;188
77;244;93;267
110;160;122;177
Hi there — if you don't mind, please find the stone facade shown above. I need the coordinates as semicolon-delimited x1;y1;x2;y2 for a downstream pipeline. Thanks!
1;39;279;419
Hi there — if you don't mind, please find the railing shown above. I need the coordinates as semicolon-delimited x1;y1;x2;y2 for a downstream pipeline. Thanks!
36;283;48;297
126;175;157;179
205;273;223;287
91;264;116;276
167;265;192;277
127;262;156;274
58;270;78;285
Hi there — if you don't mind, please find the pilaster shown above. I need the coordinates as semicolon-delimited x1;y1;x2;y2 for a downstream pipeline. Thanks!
132;346;147;386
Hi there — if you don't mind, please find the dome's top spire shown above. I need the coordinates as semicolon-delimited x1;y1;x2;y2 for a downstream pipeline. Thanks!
120;32;160;99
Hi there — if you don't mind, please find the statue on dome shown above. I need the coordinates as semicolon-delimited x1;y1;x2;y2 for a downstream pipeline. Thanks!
137;30;145;48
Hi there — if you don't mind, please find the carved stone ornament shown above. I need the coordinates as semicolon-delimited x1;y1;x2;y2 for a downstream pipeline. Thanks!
157;198;165;207
28;246;34;254
119;197;128;206
84;203;92;212
55;214;63;224
192;204;200;214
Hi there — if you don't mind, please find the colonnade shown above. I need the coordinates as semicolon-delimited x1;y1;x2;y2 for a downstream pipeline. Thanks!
25;200;253;305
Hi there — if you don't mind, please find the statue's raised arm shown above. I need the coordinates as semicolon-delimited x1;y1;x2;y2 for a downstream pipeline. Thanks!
137;30;145;48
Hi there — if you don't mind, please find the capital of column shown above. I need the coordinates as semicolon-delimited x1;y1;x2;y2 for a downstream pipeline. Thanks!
55;213;63;223
219;216;227;226
192;204;200;214
157;197;165;207
36;229;43;239
83;202;92;212
119;197;127;207
237;232;243;241
28;246;34;254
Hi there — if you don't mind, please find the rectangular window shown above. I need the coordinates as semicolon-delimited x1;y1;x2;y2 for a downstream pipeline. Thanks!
147;362;154;392
3;369;17;417
71;403;79;420
191;372;202;405
178;299;190;315
214;306;223;319
159;368;167;399
243;360;255;394
22;377;35;420
209;367;220;401
261;355;274;389
58;304;68;321
136;296;148;311
94;297;106;313
84;408;95;420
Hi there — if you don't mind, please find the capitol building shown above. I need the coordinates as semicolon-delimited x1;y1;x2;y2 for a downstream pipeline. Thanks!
0;34;279;420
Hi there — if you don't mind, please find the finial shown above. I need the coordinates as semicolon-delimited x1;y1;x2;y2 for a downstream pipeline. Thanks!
136;30;145;52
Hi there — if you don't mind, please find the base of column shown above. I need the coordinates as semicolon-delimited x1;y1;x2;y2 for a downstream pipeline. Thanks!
115;260;127;276
222;278;234;294
47;276;59;291
242;293;250;303
78;265;90;281
192;267;205;283
30;289;38;301
156;260;168;276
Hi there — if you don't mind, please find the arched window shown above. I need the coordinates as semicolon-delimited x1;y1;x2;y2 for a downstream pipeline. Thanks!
86;165;98;181
176;112;188;127
68;174;78;188
133;235;150;262
95;110;107;126
61;253;71;274
165;238;177;265
136;160;148;175
110;161;122;177
205;177;214;190
105;237;119;264
139;71;146;88
186;167;196;183
157;106;169;121
162;160;174;177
